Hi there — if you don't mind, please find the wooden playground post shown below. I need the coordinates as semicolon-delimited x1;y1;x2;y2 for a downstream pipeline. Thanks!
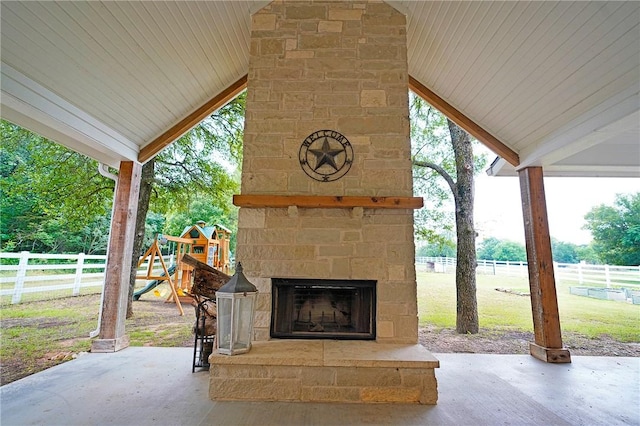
161;235;195;294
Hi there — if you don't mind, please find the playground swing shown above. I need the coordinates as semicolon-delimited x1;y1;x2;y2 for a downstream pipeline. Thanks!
133;234;194;316
133;222;233;316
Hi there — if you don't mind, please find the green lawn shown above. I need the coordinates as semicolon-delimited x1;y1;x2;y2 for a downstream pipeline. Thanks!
417;272;640;342
0;294;194;384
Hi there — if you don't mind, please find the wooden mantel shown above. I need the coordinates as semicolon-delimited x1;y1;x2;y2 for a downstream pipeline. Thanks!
233;195;423;209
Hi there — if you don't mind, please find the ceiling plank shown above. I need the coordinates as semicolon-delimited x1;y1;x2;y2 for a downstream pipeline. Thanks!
138;75;247;163
409;75;520;167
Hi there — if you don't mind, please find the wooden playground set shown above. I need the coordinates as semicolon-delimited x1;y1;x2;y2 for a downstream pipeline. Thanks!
133;221;232;315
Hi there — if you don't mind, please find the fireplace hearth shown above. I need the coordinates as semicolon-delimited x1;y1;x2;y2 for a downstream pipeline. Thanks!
271;278;376;340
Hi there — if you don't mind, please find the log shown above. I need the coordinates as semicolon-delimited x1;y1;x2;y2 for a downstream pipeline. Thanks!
182;254;231;300
194;298;218;336
183;254;230;340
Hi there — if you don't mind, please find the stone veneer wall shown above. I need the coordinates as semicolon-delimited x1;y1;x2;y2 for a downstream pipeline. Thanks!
237;0;417;344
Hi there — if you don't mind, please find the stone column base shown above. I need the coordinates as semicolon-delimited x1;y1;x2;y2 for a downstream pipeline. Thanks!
530;342;571;363
91;335;130;353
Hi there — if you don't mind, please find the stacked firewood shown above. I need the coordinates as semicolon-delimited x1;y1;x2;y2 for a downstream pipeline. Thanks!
195;298;218;336
182;254;231;337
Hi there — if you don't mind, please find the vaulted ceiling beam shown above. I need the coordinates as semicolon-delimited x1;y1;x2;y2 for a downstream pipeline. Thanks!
141;74;520;165
138;75;248;163
409;76;520;167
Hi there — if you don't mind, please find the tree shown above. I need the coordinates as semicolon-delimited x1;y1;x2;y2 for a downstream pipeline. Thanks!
125;93;245;317
551;239;579;264
0;120;115;254
127;159;157;317
478;237;593;263
575;244;599;264
416;241;456;258
1;90;244;318
477;238;528;262
164;198;238;253
492;240;527;262
477;237;501;260
583;193;640;265
410;93;487;334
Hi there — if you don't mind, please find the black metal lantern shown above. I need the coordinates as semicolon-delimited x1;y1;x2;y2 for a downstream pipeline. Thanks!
215;262;258;355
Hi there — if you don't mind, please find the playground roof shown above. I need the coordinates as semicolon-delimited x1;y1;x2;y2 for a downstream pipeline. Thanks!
181;225;217;241
1;1;638;177
215;224;233;234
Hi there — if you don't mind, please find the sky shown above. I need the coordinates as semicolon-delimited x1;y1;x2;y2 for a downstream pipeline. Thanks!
474;169;639;246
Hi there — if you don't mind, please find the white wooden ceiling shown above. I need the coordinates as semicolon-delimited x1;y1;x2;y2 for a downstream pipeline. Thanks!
1;1;638;176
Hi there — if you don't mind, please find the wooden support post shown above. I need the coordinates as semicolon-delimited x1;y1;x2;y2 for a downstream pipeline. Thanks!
519;167;571;363
91;161;141;353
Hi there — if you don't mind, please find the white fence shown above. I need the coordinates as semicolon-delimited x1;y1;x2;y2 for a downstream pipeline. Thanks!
2;252;639;304
0;251;172;304
416;256;640;288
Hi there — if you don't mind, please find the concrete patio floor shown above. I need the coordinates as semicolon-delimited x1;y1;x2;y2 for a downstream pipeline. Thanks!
1;347;638;425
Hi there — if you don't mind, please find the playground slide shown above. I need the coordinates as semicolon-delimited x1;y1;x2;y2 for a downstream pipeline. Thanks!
133;265;177;300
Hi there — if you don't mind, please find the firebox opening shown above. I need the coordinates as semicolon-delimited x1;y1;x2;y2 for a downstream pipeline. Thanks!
271;278;376;340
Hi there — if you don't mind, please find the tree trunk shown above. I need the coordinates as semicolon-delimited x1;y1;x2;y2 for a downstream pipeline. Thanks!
448;120;479;334
126;159;155;318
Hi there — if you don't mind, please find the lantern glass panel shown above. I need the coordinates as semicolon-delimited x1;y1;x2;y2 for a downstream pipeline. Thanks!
216;292;257;355
231;296;254;350
217;297;232;350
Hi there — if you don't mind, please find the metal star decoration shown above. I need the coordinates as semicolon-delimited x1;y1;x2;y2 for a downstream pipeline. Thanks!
299;130;354;182
309;137;344;171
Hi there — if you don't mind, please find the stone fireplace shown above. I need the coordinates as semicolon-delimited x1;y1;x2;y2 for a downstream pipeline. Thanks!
209;0;439;404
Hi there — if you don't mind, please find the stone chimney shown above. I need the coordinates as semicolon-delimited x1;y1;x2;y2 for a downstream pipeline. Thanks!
236;0;418;344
